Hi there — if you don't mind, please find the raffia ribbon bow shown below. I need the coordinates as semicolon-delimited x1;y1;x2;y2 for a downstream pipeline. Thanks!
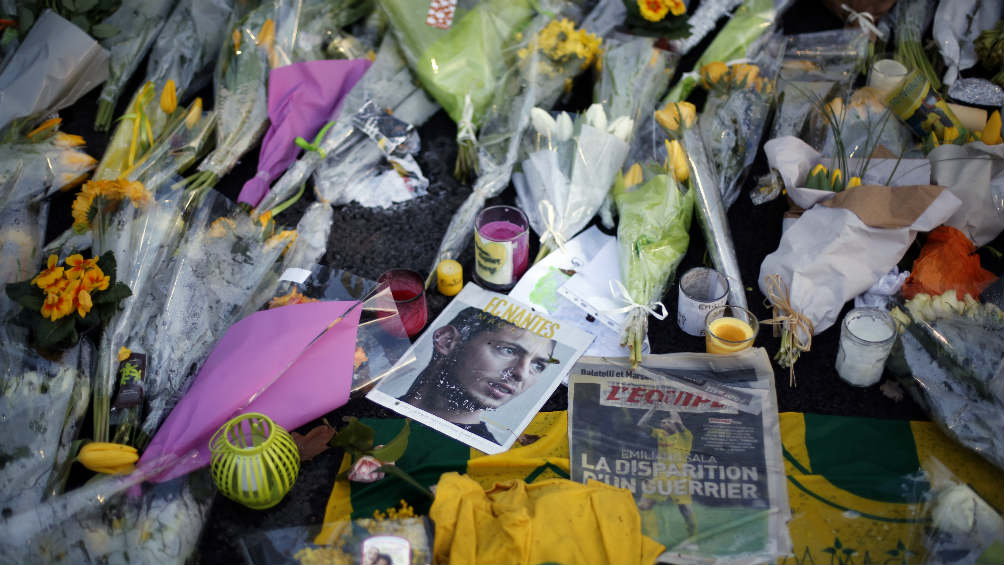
761;274;814;387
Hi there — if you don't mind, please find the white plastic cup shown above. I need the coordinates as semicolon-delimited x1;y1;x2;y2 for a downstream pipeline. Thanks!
677;267;729;336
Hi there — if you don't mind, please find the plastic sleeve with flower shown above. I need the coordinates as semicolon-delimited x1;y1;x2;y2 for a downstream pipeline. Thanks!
253;34;440;215
143;0;236;103
0;122;97;210
662;0;781;104
131;191;298;449
696;39;785;210
612;160;694;366
92;81;179;182
0;201;48;320
0;451;214;564
93;0;176;131
656;100;748;310
424;9;602;286
0;325;92;517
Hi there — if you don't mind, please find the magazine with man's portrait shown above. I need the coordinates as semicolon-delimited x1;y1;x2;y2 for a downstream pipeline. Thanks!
366;284;593;454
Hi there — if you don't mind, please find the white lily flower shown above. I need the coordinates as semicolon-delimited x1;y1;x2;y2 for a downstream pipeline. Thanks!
585;103;607;131
530;107;556;139
608;116;634;142
555;112;573;142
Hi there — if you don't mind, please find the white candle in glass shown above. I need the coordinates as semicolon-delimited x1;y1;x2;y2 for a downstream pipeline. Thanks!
835;308;897;387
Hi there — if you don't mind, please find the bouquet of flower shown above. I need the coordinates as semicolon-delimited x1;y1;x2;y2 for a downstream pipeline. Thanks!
93;0;175;131
252;34;440;214
611;136;694;366
425;11;603;286
694;41;784;210
0;453;215;565
657;100;747;309
0;323;91;518
0;119;96;211
662;0;783;103
130;191;297;449
515;105;632;263
378;0;543;179
142;0;238;104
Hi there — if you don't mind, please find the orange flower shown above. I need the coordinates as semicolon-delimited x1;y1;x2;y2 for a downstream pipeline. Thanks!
31;255;64;290
638;0;668;21
81;266;110;292
74;285;93;318
665;0;686;16
64;254;97;281
41;285;75;321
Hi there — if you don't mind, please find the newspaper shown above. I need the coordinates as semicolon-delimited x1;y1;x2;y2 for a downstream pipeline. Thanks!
568;349;791;564
367;284;593;454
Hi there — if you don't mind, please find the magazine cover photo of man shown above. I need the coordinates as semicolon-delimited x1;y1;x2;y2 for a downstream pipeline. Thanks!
396;307;559;444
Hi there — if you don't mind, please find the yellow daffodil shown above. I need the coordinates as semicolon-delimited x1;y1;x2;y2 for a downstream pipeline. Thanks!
655;101;696;134
118;347;132;362
700;61;728;89
846;176;862;189
185;97;203;129
623;163;644;188
31;255;64;290
665;139;690;183
638;0;669;21
160;79;177;115
982;110;1002;145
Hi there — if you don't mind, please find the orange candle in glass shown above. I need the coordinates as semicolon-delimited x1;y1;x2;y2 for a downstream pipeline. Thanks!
704;305;759;354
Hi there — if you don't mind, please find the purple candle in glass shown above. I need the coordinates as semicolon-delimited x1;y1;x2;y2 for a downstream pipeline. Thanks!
473;205;529;292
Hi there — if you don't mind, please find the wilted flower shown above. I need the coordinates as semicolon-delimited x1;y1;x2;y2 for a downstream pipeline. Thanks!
347;455;389;483
53;132;86;148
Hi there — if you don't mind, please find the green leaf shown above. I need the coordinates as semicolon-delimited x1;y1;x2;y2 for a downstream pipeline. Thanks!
378;464;433;499
329;417;374;454
75;0;98;11
92;282;131;305
369;420;410;463
61;0;76;11
90;23;118;39
70;14;89;31
17;7;34;35
6;280;41;307
36;316;76;350
96;251;117;283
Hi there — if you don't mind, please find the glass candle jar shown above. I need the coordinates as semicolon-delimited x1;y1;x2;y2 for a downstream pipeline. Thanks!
835;308;896;387
473;205;529;292
704;305;759;355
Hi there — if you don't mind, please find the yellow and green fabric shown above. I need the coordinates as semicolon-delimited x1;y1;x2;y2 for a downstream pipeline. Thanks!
430;472;664;565
317;411;571;543
779;412;1003;565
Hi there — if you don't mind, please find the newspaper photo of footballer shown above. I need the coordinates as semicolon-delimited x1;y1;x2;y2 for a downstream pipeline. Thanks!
368;285;591;454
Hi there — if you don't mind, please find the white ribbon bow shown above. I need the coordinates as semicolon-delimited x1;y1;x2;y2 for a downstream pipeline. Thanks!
601;280;668;320
841;3;885;40
537;200;568;256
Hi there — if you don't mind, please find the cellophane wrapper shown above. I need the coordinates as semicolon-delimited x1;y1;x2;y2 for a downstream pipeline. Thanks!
0;324;91;517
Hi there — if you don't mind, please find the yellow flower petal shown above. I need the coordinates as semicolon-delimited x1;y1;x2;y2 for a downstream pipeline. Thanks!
160;79;177;115
118;347;132;362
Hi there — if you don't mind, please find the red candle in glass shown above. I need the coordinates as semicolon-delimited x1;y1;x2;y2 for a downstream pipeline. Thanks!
473;205;529;292
377;269;428;339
